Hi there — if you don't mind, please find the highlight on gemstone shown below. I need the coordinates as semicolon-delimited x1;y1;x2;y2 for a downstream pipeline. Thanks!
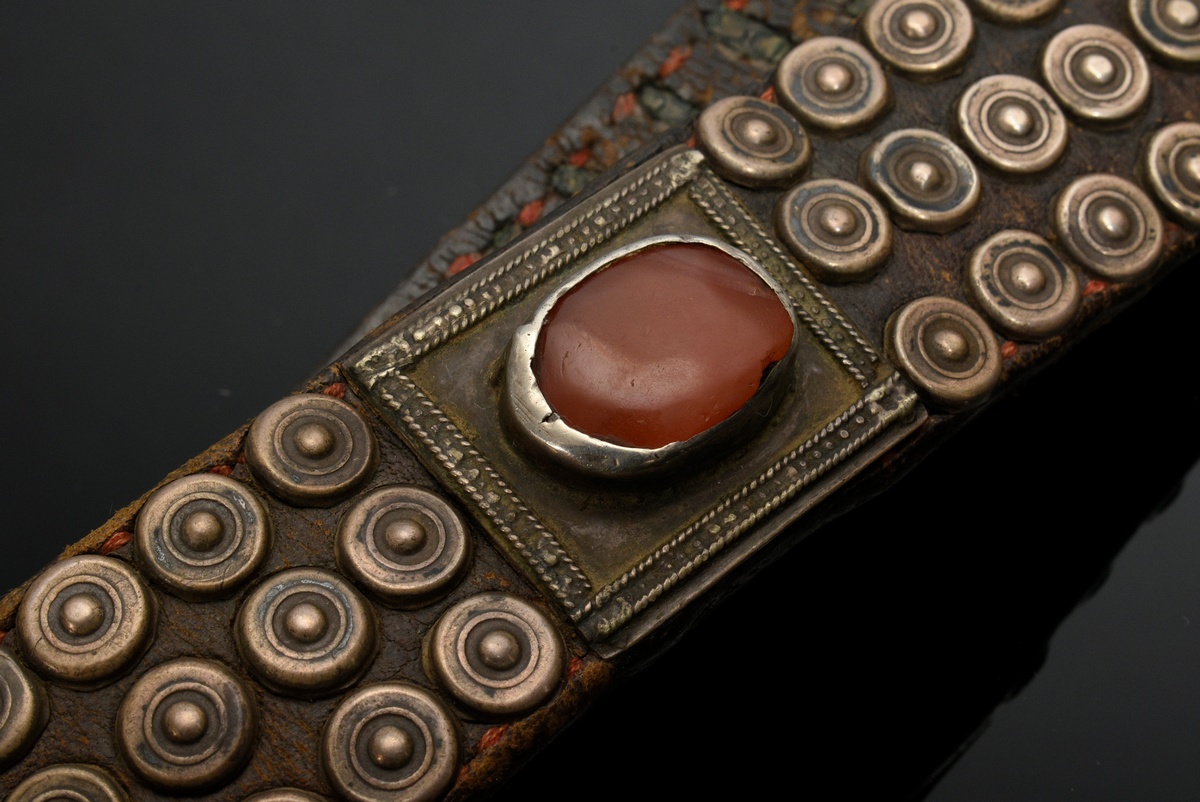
528;240;795;451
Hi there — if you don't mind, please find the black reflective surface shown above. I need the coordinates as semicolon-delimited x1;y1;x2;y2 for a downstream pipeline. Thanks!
2;3;1198;800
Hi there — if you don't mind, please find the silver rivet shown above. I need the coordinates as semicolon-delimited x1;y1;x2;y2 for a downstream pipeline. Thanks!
244;790;330;802
957;75;1067;173
863;0;974;76
0;649;49;769
774;38;890;132
321;682;458;802
696;95;811;187
236;567;378;696
427;592;564;716
862;128;980;232
1130;0;1200;63
336;486;471;607
1053;173;1163;281
1143;121;1200;226
969;0;1062;23
135;474;272;600
776;178;893;282
246;393;379;508
1042;25;1150;122
16;555;156;686
886;296;1002;410
5;764;130;802
117;657;257;792
967;230;1082;339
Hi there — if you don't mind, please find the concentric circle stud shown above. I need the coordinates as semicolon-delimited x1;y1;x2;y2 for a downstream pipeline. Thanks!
956;75;1067;173
1144;122;1200;225
117;657;257;792
321;682;458;802
967;230;1082;339
244;790;330;802
336;486;471;606
0;649;48;769
774;38;890;132
776;179;893;282
696;95;811;187
16;555;156;686
969;0;1062;22
1053;174;1164;281
6;764;130;802
236;567;378;696
246;394;379;507
135;474;272;600
427;592;564;716
862;0;974;76
1041;25;1150;122
886;296;1002;409
1130;0;1200;63
862;129;980;232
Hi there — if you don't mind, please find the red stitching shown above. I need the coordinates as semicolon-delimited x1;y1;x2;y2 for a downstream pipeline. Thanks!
658;45;693;79
517;198;546;227
209;465;234;476
0;631;8;645
448;252;482;277
1083;279;1110;297
568;148;591;168
612;92;638;123
100;531;133;555
760;86;777;103
322;383;348;399
725;0;750;10
566;656;584;680
1001;341;1019;360
476;725;508;752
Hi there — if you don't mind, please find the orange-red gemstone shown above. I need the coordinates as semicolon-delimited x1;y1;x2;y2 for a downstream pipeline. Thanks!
534;242;794;449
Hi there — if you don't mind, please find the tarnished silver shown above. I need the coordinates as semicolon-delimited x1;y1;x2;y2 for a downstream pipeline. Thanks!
969;0;1062;22
0;648;48;769
774;37;890;132
775;178;893;282
244;790;330;802
16;555;156;686
336;485;471;605
696;95;811;187
246;393;379;507
321;682;458;802
236;567;378;695
427;592;564;716
886;295;1002;409
504;233;799;477
116;657;257;792
135;473;272;600
1129;0;1200;63
967;230;1082;339
1041;25;1150;122
5;763;130;802
862;0;974;76
1053;173;1164;281
956;74;1067;173
1143;122;1200;225
862;128;980;232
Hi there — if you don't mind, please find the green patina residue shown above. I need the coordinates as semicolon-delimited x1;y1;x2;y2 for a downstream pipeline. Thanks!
638;86;695;126
551;164;594;198
704;8;790;64
492;219;523;249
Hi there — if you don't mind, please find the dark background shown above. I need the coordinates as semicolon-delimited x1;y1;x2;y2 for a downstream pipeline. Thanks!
2;3;1198;799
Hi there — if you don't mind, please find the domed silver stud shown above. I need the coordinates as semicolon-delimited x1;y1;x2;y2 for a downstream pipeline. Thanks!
244;790;330;802
886;296;1002;410
116;657;257;792
862;128;980;232
967;230;1082;339
246;394;379;508
427;592;564;717
774;37;891;132
1130;0;1200;63
969;0;1062;22
135;474;272;600
336;486;471;607
321;682;458;802
775;179;893;282
5;764;130;802
235;567;378;696
0;649;49;769
16;555;156;686
863;0;975;77
1041;25;1150;122
696;95;812;187
1053;174;1164;281
1143;122;1200;226
956;75;1068;173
